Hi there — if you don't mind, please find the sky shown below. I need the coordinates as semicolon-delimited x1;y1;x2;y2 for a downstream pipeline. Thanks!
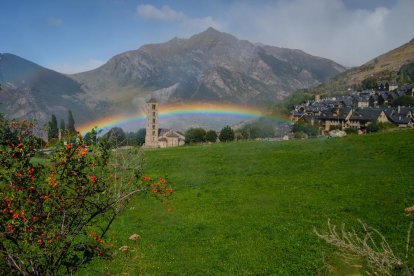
1;0;413;74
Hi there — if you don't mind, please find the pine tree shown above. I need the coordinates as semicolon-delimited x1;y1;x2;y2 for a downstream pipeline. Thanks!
67;110;76;133
60;119;65;132
48;114;58;140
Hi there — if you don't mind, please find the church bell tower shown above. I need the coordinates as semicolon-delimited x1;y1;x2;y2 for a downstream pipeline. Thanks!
145;98;159;147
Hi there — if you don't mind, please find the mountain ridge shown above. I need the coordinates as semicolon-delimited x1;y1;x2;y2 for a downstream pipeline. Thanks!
72;27;346;113
1;28;346;131
311;37;414;95
0;53;93;126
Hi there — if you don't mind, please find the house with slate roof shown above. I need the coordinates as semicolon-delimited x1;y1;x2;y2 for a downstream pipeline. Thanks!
317;107;352;134
290;83;414;135
348;108;388;130
384;106;414;127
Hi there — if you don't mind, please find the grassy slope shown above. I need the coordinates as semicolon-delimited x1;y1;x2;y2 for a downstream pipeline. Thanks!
312;39;414;94
80;130;414;275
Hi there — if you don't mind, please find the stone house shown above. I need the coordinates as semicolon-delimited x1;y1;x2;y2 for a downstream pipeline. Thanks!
317;107;352;134
384;106;414;127
347;108;388;131
158;129;185;148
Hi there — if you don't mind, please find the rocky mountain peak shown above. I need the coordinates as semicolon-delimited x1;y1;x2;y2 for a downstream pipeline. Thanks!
72;29;346;109
189;27;238;44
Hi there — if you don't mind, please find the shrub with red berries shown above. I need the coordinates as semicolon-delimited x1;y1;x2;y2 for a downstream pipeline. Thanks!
0;114;173;275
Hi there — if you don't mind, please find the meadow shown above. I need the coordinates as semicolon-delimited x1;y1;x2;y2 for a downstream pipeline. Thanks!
80;130;414;275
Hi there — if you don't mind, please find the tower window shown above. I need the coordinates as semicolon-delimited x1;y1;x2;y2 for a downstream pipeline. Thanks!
152;131;155;136
153;118;155;123
152;125;155;130
153;112;156;117
152;104;156;110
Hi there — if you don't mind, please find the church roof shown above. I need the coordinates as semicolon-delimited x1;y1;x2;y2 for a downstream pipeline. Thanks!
158;128;170;136
147;98;158;103
166;131;179;138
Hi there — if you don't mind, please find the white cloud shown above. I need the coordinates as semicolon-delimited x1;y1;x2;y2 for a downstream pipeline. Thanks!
137;4;185;21
49;59;105;74
219;0;414;66
135;1;414;66
137;4;220;34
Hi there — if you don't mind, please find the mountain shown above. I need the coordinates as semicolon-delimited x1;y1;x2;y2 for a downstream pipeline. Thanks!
0;53;94;127
0;28;346;132
311;38;414;95
73;28;345;113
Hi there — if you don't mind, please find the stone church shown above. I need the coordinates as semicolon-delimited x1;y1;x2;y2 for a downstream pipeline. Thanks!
144;98;185;148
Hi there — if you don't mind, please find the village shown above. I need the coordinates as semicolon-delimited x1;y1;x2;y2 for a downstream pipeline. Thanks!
291;82;414;135
141;82;414;148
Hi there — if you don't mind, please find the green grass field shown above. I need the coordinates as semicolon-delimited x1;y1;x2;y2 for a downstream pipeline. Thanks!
80;130;414;275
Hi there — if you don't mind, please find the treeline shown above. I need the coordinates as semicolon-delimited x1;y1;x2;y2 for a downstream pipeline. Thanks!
185;118;280;144
84;127;146;148
86;117;281;149
184;125;235;143
47;110;76;142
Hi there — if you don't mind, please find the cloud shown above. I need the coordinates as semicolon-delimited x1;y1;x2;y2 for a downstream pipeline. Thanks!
219;0;414;66
137;4;220;34
49;59;105;74
47;17;63;26
137;4;185;21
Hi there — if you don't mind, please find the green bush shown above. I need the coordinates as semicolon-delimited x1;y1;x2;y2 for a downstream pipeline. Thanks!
329;125;342;131
294;131;308;139
366;122;394;133
344;128;358;135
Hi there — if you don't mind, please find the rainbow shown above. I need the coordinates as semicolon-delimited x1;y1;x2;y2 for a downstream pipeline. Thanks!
77;102;285;135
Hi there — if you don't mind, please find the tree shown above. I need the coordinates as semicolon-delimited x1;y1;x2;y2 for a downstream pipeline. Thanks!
48;114;58;140
136;128;146;146
392;95;414;107
67;110;76;133
103;127;127;148
398;61;414;84
292;122;319;137
60;118;66;132
235;129;249;140
361;76;378;90
361;77;378;90
205;130;218;143
219;126;235;142
84;128;99;145
184;128;206;144
241;118;276;139
0;114;172;274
